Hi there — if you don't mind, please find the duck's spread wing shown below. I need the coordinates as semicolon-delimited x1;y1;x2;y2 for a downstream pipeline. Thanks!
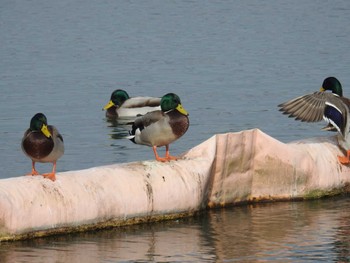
278;92;334;122
132;110;164;132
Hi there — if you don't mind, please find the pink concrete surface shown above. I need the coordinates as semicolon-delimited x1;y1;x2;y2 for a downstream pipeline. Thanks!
1;129;350;241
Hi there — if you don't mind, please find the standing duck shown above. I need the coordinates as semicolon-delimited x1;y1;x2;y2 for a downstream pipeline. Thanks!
129;93;189;162
103;89;161;119
278;77;350;164
21;113;64;181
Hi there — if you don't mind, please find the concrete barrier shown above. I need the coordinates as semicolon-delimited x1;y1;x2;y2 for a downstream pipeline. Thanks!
1;129;350;241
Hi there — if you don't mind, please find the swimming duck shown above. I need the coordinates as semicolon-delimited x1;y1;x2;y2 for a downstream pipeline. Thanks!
103;89;161;119
278;77;350;164
129;93;189;162
21;113;64;181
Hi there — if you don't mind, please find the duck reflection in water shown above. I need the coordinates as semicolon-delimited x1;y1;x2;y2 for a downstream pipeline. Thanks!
105;117;134;140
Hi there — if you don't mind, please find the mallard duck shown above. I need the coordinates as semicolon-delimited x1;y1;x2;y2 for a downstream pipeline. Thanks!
21;113;64;181
278;77;350;164
103;89;161;118
129;93;189;162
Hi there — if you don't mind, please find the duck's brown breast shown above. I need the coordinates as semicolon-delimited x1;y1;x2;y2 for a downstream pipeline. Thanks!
168;111;189;137
22;132;54;159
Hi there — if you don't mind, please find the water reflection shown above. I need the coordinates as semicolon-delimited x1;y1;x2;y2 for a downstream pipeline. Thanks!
1;198;350;262
332;209;350;262
0;220;213;263
105;117;133;140
207;199;350;262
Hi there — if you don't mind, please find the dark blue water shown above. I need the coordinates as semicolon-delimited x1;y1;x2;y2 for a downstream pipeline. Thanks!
1;0;350;261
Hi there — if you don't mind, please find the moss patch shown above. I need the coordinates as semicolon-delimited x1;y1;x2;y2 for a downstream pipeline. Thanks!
304;184;350;199
0;211;196;243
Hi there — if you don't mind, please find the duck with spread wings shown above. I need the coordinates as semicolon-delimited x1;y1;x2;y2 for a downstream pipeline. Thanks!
279;77;350;164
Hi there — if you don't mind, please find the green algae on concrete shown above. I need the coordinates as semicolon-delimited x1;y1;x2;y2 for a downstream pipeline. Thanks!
0;211;197;242
304;184;350;200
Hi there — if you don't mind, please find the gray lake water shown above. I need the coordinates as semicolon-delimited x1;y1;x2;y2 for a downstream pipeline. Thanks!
1;197;350;262
1;0;350;262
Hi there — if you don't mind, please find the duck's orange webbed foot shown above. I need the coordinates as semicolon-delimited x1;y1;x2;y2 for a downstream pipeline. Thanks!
164;145;179;161
155;156;169;162
42;162;57;181
338;150;350;165
42;172;56;181
26;161;40;176
153;146;170;162
165;154;178;161
153;145;181;162
26;169;40;176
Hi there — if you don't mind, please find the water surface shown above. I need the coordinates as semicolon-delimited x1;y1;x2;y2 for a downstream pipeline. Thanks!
1;198;350;262
1;0;349;177
1;0;350;262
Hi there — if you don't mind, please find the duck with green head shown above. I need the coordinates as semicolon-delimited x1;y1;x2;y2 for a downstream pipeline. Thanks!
129;93;189;162
103;89;161;118
21;113;64;181
278;77;350;164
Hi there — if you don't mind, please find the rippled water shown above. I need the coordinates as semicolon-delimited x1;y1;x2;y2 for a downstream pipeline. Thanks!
1;197;350;262
1;0;350;262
